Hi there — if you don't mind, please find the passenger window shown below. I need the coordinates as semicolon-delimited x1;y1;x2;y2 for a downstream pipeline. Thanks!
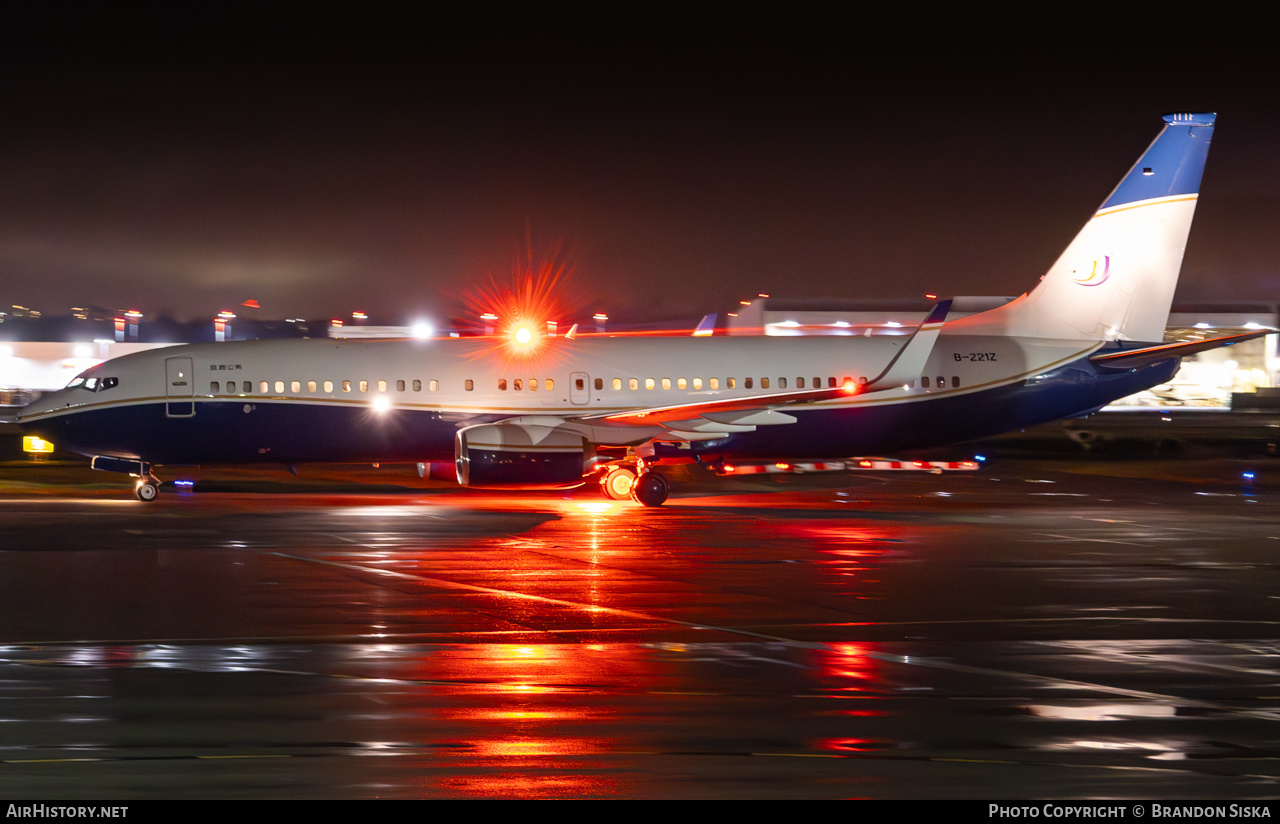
259;381;269;393
545;379;553;391
813;377;821;388
629;378;639;390
377;380;387;393
594;378;602;390
828;377;837;388
430;380;438;391
513;379;522;390
922;376;930;388
324;381;333;393
709;378;719;389
937;376;944;387
359;380;369;393
745;377;753;389
661;378;671;390
759;378;768;389
797;377;805;388
412;379;421;391
342;380;352;392
465;379;474;391
693;378;702;389
952;376;961;388
289;381;299;393
211;381;220;393
645;378;654;390
530;379;538;391
274;381;284;393
677;378;687;389
778;377;787;389
308;380;317;392
498;379;507;391
613;378;622;390
726;377;735;389
396;380;405;392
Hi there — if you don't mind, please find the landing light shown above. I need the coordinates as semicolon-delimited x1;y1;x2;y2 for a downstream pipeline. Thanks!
371;395;392;413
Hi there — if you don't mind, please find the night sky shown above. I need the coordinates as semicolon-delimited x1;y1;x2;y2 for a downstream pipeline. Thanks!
2;6;1276;325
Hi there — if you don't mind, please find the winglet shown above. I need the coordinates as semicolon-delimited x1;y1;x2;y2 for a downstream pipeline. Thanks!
861;299;952;392
692;313;717;336
564;323;578;340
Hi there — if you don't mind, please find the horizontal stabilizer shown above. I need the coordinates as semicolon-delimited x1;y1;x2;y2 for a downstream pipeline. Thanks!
693;313;717;336
1090;329;1274;370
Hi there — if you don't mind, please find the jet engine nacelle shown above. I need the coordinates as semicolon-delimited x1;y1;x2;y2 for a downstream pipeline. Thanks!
455;423;593;489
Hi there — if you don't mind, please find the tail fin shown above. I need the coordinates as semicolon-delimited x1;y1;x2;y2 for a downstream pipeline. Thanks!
955;113;1216;342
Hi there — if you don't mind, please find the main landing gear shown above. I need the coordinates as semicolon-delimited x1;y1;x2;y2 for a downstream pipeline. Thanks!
600;466;638;500
630;471;669;507
597;459;670;507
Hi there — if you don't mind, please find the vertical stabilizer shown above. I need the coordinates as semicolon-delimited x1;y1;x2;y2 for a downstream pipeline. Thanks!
954;113;1215;342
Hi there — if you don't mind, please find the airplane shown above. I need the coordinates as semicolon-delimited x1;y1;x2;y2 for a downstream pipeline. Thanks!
15;112;1271;506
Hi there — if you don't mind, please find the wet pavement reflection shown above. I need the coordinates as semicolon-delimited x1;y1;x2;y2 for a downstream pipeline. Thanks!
0;458;1277;797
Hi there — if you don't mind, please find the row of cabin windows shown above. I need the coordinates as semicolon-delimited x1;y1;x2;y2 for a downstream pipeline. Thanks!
496;378;554;391
603;376;859;391
210;374;964;395
210;379;442;394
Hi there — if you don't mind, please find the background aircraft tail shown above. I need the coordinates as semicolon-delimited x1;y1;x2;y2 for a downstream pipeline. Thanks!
954;113;1216;342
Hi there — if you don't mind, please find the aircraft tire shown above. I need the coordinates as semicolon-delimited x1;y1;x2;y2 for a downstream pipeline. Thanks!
631;472;669;507
135;481;159;502
601;467;637;500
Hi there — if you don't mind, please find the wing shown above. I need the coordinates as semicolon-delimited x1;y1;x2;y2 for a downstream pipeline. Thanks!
576;300;952;439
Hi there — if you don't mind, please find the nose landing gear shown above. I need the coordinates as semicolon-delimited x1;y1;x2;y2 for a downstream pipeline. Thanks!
134;476;160;502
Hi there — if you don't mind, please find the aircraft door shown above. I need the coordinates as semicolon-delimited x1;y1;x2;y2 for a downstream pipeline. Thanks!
570;371;590;405
165;356;195;417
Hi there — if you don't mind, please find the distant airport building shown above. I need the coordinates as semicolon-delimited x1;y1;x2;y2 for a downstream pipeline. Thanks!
0;342;176;406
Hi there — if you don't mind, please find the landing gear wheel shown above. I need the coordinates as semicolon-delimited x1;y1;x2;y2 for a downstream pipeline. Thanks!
135;480;159;502
631;472;669;507
601;467;637;500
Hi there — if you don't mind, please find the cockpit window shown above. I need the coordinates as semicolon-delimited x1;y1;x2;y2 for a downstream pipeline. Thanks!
66;376;118;392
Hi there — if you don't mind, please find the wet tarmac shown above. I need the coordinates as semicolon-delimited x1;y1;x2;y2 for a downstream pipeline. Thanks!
0;458;1278;798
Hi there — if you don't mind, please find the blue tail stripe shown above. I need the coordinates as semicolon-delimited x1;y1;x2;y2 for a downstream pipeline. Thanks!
1097;112;1215;211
